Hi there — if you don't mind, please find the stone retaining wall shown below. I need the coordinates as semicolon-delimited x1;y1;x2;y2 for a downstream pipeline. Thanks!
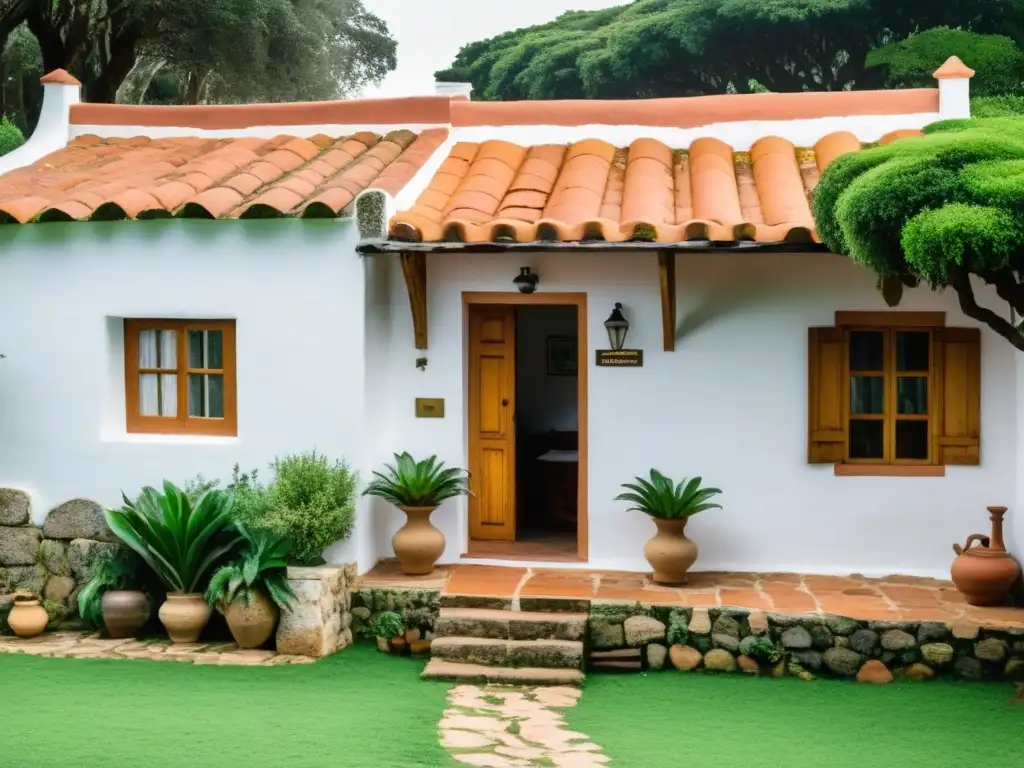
0;489;119;633
276;565;355;657
588;602;1024;683
351;587;441;641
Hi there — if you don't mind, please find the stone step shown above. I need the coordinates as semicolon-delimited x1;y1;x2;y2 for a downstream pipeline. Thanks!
436;607;588;641
431;636;584;669
422;658;584;686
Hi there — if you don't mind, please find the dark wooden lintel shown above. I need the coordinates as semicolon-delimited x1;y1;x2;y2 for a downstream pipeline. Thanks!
658;251;677;352
399;251;428;350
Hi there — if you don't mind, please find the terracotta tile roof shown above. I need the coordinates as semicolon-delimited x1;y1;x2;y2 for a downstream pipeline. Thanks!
0;129;448;224
389;131;920;245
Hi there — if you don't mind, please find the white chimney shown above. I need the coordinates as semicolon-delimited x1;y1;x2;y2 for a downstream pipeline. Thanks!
934;56;974;120
0;69;81;175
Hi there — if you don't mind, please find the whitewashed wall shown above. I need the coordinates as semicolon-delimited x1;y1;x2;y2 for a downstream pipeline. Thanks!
0;219;381;571
371;249;1017;579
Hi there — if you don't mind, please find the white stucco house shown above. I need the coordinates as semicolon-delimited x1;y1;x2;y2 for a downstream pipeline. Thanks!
1;59;1019;580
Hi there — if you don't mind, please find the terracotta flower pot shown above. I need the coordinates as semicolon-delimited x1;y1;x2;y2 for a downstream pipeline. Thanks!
8;598;48;638
644;517;698;585
390;636;407;654
158;593;212;643
101;590;151;639
951;506;1022;606
223;591;280;649
393;505;445;575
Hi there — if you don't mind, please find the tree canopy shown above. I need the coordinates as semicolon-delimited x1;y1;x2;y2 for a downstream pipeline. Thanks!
436;0;1012;100
813;118;1024;351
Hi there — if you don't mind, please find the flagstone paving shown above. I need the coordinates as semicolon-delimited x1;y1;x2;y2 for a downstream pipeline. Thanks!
0;631;315;666
439;683;607;767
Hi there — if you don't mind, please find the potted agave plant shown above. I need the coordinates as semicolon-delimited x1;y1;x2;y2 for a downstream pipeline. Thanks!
105;481;240;643
616;471;722;585
205;526;296;649
364;452;471;575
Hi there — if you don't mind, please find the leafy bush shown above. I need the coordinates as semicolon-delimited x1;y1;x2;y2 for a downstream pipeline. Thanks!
739;635;783;664
364;453;471;508
615;471;722;520
106;481;241;594
367;611;404;639
205;526;296;609
0;117;23;157
226;465;273;525
77;547;149;631
972;95;1024;118
666;611;689;646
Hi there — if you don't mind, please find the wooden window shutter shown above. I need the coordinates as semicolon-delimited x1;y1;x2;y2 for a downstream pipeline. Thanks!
808;327;847;463
933;327;981;465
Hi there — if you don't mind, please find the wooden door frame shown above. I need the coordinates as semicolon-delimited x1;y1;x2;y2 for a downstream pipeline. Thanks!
463;291;589;561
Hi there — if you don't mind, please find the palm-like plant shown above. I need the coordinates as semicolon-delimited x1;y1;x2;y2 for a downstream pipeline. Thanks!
616;471;722;520
205;526;296;609
363;452;472;508
105;481;241;594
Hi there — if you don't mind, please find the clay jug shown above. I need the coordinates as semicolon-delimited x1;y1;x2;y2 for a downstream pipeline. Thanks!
8;596;49;638
393;506;445;575
102;590;151;639
223;591;280;649
158;593;213;643
644;517;699;585
951;506;1021;606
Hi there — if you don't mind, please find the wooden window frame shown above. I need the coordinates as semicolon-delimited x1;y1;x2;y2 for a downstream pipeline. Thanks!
124;319;237;436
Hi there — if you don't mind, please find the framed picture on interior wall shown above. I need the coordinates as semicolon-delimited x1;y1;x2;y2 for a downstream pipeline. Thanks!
547;336;578;376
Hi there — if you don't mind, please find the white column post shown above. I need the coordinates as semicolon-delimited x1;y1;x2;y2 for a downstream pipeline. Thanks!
934;56;974;120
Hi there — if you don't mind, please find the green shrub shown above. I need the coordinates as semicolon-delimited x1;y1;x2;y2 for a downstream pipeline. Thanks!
0;117;24;157
739;635;783;664
666;611;689;646
972;95;1024;118
368;611;403;639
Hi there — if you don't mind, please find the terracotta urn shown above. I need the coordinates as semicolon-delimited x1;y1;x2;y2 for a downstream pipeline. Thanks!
644;517;698;585
223;591;280;649
393;505;445;575
101;590;151;639
8;596;48;638
951;506;1021;606
158;593;213;643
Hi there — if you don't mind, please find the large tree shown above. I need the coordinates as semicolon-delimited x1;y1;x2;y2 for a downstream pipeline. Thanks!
437;0;1012;100
814;117;1024;351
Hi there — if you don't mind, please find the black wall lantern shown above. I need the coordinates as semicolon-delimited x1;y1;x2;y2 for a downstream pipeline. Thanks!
604;303;629;351
513;266;538;294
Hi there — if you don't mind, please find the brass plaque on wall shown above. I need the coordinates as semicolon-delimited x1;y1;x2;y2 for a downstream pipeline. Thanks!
595;349;644;367
415;398;445;418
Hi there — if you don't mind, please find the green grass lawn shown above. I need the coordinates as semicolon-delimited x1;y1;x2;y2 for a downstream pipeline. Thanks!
0;643;452;768
568;672;1023;768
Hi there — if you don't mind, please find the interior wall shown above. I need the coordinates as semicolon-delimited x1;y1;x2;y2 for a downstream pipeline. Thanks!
515;305;578;433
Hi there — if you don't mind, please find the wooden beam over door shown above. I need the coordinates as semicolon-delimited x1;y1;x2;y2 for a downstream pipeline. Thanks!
658;251;677;351
400;251;428;349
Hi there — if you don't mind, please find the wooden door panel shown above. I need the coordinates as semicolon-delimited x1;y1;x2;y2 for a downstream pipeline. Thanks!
469;306;516;541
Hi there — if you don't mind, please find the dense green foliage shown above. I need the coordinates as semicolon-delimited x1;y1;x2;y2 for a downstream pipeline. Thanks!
437;0;1010;99
868;27;1024;95
616;471;722;520
205;526;296;609
367;610;404;639
0;116;23;155
972;94;1024;116
76;547;151;631
364;452;472;508
814;117;1024;350
105;482;241;594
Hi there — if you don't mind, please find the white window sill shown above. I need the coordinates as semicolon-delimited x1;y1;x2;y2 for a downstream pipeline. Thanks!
100;432;240;446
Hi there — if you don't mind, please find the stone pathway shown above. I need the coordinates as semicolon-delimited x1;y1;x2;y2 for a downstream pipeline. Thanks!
439;683;608;767
0;631;315;666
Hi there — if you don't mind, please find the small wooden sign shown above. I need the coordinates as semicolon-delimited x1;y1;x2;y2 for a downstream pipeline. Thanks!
415;398;445;418
595;349;644;367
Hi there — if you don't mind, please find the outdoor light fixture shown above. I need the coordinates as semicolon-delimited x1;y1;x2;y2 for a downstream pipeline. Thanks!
604;303;629;351
513;266;539;294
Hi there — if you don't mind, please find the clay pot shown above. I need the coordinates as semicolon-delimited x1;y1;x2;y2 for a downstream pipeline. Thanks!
158;593;212;643
390;636;407;654
376;636;390;653
409;639;432;655
223;591;280;649
951;506;1022;606
8;598;48;638
393;506;445;575
101;590;151;639
644;517;699;585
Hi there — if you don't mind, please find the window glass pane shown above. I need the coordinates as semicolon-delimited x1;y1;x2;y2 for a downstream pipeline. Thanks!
188;374;224;419
139;329;176;369
139;373;177;416
896;420;929;460
849;420;884;459
897;377;928;414
897;331;929;372
188;330;224;370
850;376;884;414
849;330;884;371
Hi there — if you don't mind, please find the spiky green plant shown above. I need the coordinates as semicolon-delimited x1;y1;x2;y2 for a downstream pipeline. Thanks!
105;481;241;594
77;548;148;630
363;453;472;508
367;611;404;639
205;526;296;609
615;471;722;520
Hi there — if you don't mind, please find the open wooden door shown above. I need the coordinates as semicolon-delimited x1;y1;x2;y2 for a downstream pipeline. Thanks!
468;306;516;541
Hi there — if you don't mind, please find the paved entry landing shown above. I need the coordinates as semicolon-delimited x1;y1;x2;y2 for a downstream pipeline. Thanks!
361;561;1024;630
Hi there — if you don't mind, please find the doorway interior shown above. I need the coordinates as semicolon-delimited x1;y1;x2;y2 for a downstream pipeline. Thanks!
465;293;587;561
